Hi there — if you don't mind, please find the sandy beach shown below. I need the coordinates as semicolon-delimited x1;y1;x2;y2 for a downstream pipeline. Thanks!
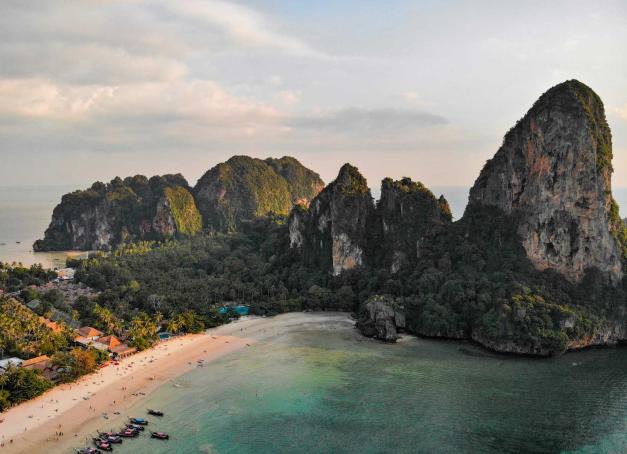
0;312;352;454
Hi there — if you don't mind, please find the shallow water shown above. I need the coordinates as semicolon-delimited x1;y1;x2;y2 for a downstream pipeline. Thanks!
72;317;627;454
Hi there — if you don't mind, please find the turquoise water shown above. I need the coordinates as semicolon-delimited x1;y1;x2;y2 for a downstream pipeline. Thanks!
219;306;250;316
80;317;626;454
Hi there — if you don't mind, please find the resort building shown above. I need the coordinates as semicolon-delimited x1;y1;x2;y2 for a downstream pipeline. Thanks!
40;317;63;334
76;326;103;340
21;355;60;381
98;334;136;358
110;344;137;359
56;268;75;280
74;336;109;351
98;335;122;349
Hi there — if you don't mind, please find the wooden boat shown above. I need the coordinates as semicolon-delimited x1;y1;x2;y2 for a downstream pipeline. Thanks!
147;409;164;416
129;417;148;425
92;438;113;451
76;448;101;454
126;423;145;431
97;432;123;444
118;428;138;438
150;431;170;440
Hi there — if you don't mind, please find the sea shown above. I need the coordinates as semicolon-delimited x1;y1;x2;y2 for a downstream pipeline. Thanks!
69;315;626;454
2;184;625;269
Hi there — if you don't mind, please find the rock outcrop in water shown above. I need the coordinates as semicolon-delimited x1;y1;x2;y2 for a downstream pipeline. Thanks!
34;175;202;251
356;295;406;342
468;80;625;283
289;164;375;275
193;156;324;232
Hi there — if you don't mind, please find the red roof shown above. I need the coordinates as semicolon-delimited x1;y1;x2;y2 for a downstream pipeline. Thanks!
77;326;103;338
99;335;122;348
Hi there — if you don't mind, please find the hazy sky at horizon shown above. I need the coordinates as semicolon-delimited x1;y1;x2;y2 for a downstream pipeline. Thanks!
1;0;626;190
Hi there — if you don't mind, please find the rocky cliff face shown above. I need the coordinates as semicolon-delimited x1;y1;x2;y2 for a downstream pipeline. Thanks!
373;178;452;273
289;164;375;275
468;80;624;283
356;295;406;342
34;174;202;251
193;156;324;232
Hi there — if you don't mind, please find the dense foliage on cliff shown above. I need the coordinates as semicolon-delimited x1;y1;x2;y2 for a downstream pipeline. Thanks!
193;156;323;232
34;174;202;251
65;208;625;356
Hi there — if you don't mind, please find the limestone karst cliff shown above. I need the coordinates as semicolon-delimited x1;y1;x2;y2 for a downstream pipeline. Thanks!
194;156;324;232
36;156;323;250
372;177;452;273
289;164;375;275
34;174;202;251
468;80;624;283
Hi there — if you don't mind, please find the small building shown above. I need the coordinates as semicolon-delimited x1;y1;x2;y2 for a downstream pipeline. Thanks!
40;317;63;334
99;335;122;350
0;357;24;373
21;355;60;381
76;326;103;340
56;268;75;280
27;299;41;310
110;344;137;359
74;336;108;351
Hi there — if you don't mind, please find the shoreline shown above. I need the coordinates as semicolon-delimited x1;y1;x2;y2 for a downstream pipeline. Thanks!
0;312;354;454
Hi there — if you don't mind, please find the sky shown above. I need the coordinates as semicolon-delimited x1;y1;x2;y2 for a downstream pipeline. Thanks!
1;0;626;193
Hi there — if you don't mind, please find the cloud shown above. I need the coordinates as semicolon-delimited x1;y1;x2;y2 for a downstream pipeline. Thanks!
290;107;448;134
160;0;330;59
611;104;627;120
0;0;331;87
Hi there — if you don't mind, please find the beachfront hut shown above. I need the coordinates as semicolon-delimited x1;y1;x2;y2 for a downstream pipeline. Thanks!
110;344;137;359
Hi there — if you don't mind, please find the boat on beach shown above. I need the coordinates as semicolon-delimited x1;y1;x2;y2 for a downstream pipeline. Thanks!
147;409;164;416
76;448;101;454
119;428;139;437
150;431;170;440
129;417;148;425
126;423;145;431
97;432;123;443
92;438;113;451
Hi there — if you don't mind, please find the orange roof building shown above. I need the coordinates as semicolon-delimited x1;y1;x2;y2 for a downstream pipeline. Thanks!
21;355;51;368
40;317;62;334
110;344;137;358
99;335;122;349
21;355;59;381
76;326;103;339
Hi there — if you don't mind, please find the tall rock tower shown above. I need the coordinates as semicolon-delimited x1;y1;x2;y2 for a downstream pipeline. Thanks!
468;80;625;283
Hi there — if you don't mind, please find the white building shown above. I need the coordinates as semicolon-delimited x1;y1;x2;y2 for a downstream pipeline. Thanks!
0;357;24;373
